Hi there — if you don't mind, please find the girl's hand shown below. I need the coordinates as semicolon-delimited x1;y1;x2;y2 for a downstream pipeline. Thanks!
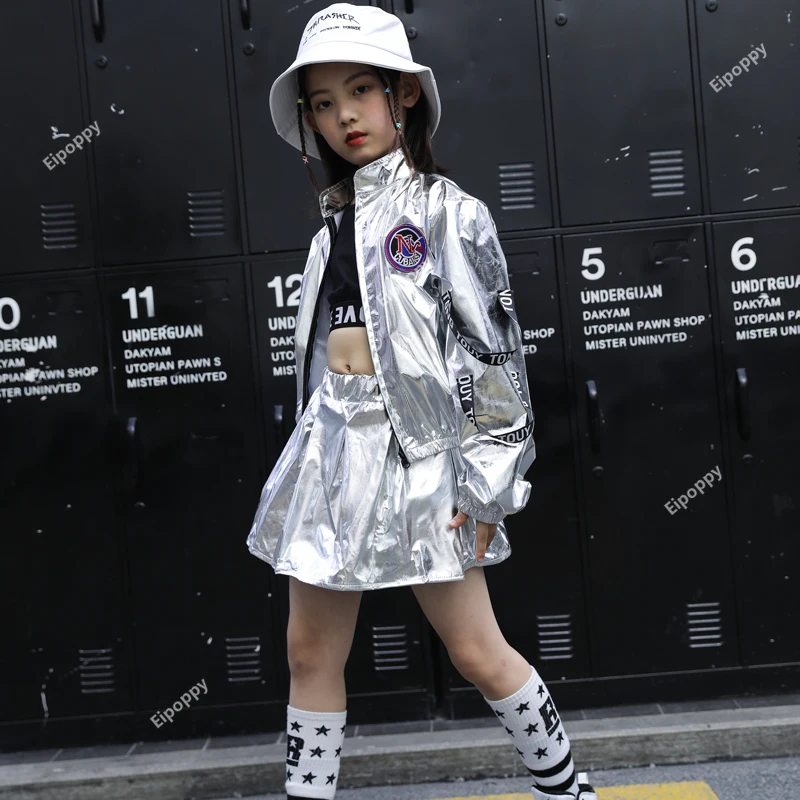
448;511;497;562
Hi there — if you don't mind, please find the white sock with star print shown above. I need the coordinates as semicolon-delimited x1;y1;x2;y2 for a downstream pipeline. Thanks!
482;664;579;797
285;705;347;799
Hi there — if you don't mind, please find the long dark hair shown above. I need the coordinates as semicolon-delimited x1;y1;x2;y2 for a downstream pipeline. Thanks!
296;63;449;215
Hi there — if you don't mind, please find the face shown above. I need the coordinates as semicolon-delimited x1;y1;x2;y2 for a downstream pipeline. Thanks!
303;61;421;168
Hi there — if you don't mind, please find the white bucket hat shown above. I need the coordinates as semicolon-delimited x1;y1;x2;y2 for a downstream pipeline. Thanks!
269;3;441;161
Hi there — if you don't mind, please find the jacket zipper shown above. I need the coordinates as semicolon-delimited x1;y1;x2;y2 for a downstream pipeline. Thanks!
301;215;338;414
301;209;410;471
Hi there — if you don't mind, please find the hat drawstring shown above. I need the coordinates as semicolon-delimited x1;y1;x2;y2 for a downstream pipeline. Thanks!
377;70;413;168
296;96;322;196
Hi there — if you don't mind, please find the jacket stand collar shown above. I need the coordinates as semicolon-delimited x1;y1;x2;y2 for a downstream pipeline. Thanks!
318;147;413;218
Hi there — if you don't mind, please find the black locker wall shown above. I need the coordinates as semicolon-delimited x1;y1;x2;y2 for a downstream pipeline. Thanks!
1;0;798;751
544;1;703;225
561;226;738;677
711;218;800;666
0;276;131;726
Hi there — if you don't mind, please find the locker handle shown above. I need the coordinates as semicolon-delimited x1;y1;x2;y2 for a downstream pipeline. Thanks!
273;404;285;446
240;0;251;30
735;367;751;441
586;379;603;453
91;0;105;43
125;415;142;503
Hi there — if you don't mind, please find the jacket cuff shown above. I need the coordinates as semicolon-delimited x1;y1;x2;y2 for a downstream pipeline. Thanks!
456;492;507;525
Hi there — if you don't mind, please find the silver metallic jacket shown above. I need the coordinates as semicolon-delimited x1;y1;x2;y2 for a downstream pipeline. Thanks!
293;146;535;524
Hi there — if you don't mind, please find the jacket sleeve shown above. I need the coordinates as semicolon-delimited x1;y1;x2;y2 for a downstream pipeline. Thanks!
435;196;536;524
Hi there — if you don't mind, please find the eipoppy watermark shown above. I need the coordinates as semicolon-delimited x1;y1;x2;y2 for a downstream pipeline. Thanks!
150;678;208;727
664;466;722;515
709;44;766;93
43;122;101;170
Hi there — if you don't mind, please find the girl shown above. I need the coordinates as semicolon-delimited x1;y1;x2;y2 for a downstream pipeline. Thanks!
248;5;597;799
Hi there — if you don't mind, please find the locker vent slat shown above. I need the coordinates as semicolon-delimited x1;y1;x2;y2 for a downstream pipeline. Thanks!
187;190;225;237
225;635;262;682
686;601;723;649
498;162;536;211
537;614;573;661
372;624;409;672
41;202;79;250
78;647;116;694
648;149;686;197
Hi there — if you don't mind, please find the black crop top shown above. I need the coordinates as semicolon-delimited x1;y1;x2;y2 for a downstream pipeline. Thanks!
327;202;367;332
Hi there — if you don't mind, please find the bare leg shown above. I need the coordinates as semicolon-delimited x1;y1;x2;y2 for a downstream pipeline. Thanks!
411;566;531;698
287;577;363;710
412;567;583;797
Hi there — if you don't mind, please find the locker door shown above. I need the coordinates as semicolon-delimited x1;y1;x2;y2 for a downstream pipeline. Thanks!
82;0;242;265
252;257;306;459
544;2;702;225
443;238;591;717
563;225;738;675
103;266;282;715
0;275;131;726
342;590;435;723
501;239;590;677
712;217;800;664
394;0;552;232
0;2;94;273
233;0;374;254
250;256;305;712
251;259;434;723
696;2;800;213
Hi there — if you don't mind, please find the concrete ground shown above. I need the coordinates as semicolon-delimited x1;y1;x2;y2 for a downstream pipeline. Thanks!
1;696;799;800
223;755;800;799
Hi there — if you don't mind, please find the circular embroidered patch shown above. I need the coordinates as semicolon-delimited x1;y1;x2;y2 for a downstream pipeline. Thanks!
384;224;428;272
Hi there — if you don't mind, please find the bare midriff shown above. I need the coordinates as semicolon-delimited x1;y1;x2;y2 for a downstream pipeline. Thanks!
327;326;375;375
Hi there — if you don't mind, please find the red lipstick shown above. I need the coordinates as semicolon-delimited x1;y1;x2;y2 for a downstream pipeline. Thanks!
346;131;367;146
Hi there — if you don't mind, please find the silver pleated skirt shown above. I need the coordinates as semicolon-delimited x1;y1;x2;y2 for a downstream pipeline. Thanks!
246;366;511;591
